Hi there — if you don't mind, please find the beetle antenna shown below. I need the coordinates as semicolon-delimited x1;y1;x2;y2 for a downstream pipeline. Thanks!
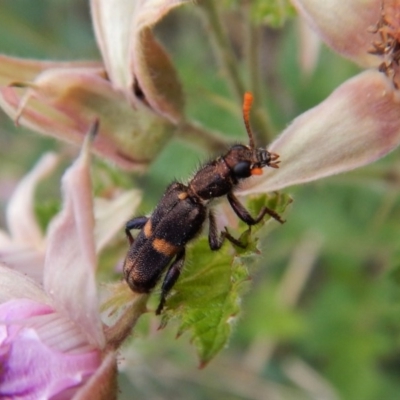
242;92;255;149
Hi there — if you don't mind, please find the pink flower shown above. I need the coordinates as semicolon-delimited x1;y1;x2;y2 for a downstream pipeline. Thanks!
0;129;140;399
238;0;400;195
0;296;103;399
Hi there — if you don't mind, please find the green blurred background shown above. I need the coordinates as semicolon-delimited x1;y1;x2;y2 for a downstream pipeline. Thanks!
1;1;400;399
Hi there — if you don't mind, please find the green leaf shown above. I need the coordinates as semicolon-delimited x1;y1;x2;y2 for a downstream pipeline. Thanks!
159;191;292;366
160;237;249;367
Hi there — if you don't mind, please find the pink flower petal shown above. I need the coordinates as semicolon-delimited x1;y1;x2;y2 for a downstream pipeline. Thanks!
91;0;186;121
0;245;45;283
292;0;381;67
238;70;400;194
0;54;102;85
90;0;137;90
0;298;101;400
90;0;188;90
0;153;57;281
0;265;50;305
44;134;104;348
297;18;321;76
6;152;58;248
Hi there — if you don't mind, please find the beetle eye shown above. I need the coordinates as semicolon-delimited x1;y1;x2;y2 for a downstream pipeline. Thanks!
233;161;251;178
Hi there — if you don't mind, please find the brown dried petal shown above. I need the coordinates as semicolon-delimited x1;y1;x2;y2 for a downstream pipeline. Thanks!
132;28;184;123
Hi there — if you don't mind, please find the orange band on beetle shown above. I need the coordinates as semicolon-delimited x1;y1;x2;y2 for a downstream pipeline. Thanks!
143;220;152;238
153;238;179;257
251;168;263;175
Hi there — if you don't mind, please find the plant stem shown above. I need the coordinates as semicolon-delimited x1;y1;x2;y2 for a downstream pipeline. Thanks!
176;119;229;153
198;0;245;102
244;5;275;143
103;289;149;350
198;0;275;146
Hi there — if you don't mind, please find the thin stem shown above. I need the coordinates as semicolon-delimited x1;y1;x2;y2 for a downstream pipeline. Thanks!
245;21;262;108
175;119;229;153
102;285;149;350
198;0;245;102
244;6;275;143
368;188;398;234
199;0;275;146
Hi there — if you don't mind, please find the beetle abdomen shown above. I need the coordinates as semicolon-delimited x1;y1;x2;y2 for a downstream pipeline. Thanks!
123;183;207;294
124;233;176;293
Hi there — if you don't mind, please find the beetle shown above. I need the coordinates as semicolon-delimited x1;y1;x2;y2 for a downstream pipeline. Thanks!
123;92;284;314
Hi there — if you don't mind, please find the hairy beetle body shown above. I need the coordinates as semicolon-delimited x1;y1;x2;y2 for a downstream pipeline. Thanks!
123;93;284;314
124;182;206;294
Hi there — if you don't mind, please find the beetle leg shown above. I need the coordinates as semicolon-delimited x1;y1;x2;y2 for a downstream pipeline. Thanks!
125;216;148;245
227;192;285;225
156;248;186;315
208;211;246;250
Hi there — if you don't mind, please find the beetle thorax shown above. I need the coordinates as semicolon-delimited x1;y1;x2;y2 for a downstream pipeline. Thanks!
188;157;234;201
